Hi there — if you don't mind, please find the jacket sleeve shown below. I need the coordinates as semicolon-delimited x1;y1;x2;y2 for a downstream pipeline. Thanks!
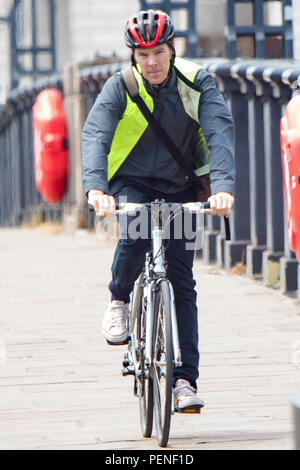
81;74;126;195
195;69;236;196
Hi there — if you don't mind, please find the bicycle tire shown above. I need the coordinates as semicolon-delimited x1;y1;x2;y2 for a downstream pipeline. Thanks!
133;275;154;438
151;279;173;447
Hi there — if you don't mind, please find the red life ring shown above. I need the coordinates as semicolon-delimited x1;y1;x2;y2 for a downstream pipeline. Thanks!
33;89;68;204
281;94;300;262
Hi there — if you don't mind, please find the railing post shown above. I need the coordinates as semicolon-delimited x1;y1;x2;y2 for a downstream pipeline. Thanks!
203;215;221;265
244;64;268;279
197;60;226;265
209;61;251;272
63;63;88;233
205;63;230;268
6;103;14;225
257;70;283;288
3;120;10;226
280;201;298;293
10;99;22;225
16;100;26;224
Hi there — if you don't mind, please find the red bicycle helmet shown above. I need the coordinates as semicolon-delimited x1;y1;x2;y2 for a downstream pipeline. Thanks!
125;9;175;48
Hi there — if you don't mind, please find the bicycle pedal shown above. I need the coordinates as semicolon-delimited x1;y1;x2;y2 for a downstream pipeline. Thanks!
106;339;129;346
122;367;135;377
175;406;202;414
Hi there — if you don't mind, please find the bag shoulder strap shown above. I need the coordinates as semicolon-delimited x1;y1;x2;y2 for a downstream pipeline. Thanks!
121;66;139;98
173;65;201;92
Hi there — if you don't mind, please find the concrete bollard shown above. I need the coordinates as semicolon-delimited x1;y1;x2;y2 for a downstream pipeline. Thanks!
292;395;300;450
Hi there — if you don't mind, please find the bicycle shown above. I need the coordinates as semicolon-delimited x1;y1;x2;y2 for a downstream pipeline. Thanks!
118;199;211;447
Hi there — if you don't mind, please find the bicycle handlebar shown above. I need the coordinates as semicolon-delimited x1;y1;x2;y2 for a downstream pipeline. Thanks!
88;201;211;213
88;200;230;240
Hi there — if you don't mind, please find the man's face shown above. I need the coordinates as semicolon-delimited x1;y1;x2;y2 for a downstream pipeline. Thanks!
134;43;173;86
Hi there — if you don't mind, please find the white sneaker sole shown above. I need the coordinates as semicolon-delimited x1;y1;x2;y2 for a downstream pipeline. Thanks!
174;397;205;414
102;328;129;345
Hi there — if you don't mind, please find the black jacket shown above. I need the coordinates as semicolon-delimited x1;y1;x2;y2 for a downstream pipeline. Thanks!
82;65;236;196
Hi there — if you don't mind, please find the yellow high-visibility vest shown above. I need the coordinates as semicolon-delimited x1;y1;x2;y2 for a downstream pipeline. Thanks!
107;57;210;181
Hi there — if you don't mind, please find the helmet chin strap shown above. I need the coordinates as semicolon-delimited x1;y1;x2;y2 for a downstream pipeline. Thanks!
131;51;137;68
169;44;176;67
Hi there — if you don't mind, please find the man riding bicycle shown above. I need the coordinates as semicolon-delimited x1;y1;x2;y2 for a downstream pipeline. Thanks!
82;9;235;413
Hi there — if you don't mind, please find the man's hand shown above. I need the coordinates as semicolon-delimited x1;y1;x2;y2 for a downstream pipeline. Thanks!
88;189;116;219
208;192;234;218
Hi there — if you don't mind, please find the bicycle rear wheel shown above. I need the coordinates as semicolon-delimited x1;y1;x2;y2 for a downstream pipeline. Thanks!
152;279;173;447
132;275;153;438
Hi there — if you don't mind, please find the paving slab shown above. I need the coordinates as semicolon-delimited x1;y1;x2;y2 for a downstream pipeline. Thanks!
0;226;300;450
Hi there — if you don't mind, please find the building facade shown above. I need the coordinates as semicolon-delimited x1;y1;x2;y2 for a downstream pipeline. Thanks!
0;0;299;95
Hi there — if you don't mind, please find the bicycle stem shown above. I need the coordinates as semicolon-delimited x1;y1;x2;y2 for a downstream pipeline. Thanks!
152;228;166;275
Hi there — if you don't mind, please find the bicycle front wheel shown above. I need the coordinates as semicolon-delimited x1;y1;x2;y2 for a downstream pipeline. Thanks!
152;279;173;448
133;275;153;438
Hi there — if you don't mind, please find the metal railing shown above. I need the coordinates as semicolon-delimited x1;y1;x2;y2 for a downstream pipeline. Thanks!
79;57;300;295
225;0;294;59
199;58;300;295
10;0;57;90
0;75;63;227
1;56;300;294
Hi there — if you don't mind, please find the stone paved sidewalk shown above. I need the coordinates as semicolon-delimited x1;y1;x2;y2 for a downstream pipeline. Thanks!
0;226;300;450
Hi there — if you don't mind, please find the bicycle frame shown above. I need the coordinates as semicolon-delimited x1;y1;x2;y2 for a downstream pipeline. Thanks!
125;201;183;385
144;223;182;369
120;200;213;376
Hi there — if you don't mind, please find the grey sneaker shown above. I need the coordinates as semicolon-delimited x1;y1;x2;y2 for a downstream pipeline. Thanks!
173;379;205;413
101;300;130;345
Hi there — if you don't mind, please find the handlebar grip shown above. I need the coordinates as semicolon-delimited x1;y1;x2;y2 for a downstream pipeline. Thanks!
88;203;121;212
202;201;230;241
